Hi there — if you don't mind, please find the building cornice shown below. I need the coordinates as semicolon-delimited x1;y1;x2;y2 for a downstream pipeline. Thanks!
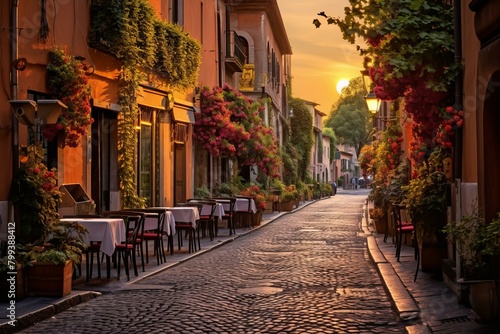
229;0;293;54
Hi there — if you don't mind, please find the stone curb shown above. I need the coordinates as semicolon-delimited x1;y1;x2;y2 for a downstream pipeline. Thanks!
0;291;100;334
362;200;422;323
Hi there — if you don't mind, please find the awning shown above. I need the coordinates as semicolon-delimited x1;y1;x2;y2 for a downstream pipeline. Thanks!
173;106;196;124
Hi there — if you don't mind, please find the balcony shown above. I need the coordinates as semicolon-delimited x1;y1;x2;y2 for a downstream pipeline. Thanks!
225;30;246;73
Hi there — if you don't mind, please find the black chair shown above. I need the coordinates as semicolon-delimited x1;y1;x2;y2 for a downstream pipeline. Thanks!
392;203;419;281
177;202;202;252
136;208;169;265
213;197;237;235
110;214;142;280
63;214;103;281
187;199;218;241
103;210;146;273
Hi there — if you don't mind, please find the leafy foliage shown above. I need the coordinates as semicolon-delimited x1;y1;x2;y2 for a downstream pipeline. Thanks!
10;145;62;244
402;147;448;244
22;220;88;266
315;0;459;143
444;207;500;280
289;98;313;181
89;0;201;207
325;76;371;157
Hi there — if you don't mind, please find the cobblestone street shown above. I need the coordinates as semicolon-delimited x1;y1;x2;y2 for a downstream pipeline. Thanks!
18;191;407;333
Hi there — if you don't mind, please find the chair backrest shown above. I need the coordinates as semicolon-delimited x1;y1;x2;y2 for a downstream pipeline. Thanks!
391;203;409;229
187;199;217;218
103;211;146;241
106;214;142;246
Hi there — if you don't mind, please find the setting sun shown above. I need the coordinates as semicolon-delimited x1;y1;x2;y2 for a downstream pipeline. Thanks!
336;79;350;94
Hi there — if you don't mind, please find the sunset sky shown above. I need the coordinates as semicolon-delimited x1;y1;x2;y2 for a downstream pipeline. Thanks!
276;0;364;114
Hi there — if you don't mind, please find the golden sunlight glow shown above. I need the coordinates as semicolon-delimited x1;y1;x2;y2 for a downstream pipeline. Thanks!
336;79;350;94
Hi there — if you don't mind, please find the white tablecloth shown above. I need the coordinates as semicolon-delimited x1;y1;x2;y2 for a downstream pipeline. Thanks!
201;203;225;223
234;198;257;213
60;218;125;256
143;211;175;236
148;207;200;229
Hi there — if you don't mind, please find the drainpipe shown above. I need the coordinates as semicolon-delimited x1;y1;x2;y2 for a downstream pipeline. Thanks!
453;0;463;279
217;0;222;87
11;0;20;233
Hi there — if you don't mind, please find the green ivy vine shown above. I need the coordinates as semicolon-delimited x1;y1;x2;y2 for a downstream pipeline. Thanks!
89;0;201;208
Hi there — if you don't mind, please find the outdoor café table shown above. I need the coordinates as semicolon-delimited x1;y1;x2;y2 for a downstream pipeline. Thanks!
234;197;257;213
149;206;200;230
201;202;225;224
59;218;125;257
142;210;176;236
234;197;257;228
149;206;201;252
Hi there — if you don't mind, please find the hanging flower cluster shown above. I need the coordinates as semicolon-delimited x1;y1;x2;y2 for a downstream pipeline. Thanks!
194;84;281;177
46;46;93;147
435;106;464;149
194;85;250;157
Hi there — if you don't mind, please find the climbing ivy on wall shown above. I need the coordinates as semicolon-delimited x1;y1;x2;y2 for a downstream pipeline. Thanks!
89;0;201;208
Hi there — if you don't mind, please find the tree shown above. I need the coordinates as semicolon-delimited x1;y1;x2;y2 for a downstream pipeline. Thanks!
289;98;313;181
325;76;371;157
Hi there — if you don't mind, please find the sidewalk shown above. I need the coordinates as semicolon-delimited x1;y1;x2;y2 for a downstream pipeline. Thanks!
363;200;497;333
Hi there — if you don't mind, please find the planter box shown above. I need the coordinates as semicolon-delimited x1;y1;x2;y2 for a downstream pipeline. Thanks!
278;201;294;211
252;211;263;226
27;260;73;297
458;279;500;321
373;216;387;234
419;243;447;273
0;265;26;302
263;200;274;214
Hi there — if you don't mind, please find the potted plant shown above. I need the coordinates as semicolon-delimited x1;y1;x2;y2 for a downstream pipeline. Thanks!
279;185;299;211
403;148;448;272
443;207;500;320
10;145;62;244
240;184;266;226
22;219;88;297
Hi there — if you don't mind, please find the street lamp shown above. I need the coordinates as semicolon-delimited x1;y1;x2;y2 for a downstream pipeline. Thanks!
364;91;380;130
364;91;380;115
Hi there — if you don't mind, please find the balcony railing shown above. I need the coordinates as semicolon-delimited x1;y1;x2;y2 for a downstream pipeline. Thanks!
225;30;246;73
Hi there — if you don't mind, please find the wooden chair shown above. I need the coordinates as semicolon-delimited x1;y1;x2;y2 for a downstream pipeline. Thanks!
213;197;237;235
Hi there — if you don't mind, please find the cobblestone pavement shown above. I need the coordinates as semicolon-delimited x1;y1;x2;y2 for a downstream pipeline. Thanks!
19;192;408;333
